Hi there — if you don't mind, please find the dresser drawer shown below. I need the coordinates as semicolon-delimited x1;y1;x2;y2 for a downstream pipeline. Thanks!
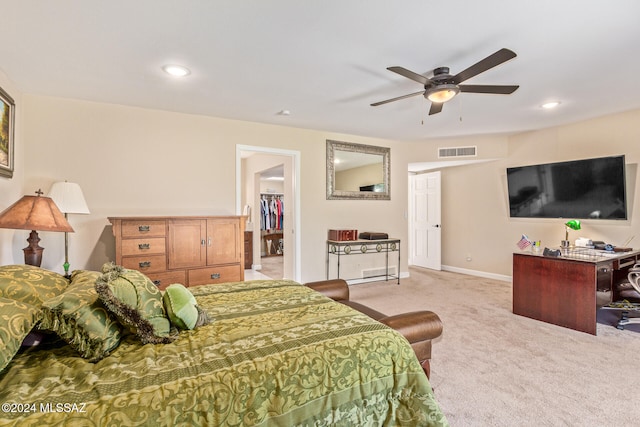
121;237;166;256
122;254;167;274
188;264;242;286
121;220;166;238
146;271;187;290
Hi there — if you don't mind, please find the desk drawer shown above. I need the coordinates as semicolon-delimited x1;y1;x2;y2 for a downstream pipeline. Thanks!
121;237;166;256
122;254;167;274
617;255;638;269
188;265;241;286
121;220;166;238
597;261;613;292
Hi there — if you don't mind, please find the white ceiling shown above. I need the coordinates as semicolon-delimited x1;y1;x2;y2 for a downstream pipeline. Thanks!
2;1;640;142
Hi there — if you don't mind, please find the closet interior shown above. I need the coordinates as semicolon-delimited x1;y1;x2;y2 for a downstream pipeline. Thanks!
260;193;284;257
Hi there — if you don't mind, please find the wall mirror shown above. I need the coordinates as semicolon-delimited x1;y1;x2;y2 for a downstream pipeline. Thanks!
326;140;390;200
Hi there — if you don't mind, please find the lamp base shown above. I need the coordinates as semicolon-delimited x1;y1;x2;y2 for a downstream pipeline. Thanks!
23;230;44;267
560;240;571;248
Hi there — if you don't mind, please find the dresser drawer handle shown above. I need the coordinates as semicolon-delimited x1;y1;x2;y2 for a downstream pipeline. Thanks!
138;243;151;250
139;261;151;268
152;280;161;287
139;225;150;232
210;273;221;280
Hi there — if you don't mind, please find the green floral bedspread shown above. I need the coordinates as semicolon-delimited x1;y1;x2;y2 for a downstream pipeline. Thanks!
0;280;448;426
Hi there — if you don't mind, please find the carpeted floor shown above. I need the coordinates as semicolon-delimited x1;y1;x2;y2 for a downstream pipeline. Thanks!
348;267;640;427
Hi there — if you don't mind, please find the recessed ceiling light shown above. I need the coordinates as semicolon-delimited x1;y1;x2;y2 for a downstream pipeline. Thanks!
541;101;561;109
162;64;191;77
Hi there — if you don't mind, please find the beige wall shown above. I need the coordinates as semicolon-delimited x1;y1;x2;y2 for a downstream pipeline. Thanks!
14;95;408;282
408;110;640;278
336;163;383;191
2;90;639;282
0;70;24;265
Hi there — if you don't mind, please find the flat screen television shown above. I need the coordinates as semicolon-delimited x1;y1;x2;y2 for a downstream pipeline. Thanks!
506;155;627;219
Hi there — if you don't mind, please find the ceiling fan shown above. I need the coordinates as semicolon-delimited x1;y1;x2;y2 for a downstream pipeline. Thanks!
371;48;519;115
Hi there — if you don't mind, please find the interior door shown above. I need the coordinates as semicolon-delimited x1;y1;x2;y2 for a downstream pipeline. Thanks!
409;171;441;270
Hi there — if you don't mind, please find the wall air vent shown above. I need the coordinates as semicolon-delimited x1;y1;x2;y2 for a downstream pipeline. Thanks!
438;146;477;158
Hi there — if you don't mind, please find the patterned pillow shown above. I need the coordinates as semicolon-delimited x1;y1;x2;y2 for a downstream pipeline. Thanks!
40;270;123;362
163;283;211;330
95;263;173;344
0;297;42;372
0;265;69;306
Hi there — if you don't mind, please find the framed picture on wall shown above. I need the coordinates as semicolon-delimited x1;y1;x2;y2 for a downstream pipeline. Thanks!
0;85;15;179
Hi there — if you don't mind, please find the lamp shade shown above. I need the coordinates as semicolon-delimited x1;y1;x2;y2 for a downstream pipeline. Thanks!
48;181;90;214
0;194;73;232
565;219;581;231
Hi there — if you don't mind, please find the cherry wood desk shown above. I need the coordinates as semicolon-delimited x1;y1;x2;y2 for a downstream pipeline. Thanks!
512;249;640;335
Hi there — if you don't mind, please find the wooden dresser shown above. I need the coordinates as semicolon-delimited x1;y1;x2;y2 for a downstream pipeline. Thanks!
109;216;245;289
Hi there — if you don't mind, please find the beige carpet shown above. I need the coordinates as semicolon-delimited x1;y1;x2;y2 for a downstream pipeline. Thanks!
348;267;640;427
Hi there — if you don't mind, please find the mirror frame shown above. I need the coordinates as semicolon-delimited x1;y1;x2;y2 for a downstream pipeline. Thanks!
326;140;390;200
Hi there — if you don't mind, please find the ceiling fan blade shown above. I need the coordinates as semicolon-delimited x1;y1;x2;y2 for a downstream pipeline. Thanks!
459;84;519;94
452;48;517;84
429;102;443;115
387;66;432;86
371;90;425;106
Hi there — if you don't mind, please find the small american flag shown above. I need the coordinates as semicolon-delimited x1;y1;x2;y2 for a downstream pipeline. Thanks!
517;234;532;250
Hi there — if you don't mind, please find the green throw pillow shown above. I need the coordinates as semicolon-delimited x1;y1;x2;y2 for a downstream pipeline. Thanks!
40;270;122;362
0;264;69;306
163;284;211;330
0;297;42;372
95;263;173;344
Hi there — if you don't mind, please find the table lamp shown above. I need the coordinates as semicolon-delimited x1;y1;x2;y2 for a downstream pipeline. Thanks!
48;181;90;277
0;189;74;267
561;219;581;248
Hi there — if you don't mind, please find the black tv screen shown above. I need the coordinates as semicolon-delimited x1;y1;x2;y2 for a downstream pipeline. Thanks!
506;155;627;219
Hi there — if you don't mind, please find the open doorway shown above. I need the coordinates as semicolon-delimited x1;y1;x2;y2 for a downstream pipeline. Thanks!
258;165;284;279
236;145;301;282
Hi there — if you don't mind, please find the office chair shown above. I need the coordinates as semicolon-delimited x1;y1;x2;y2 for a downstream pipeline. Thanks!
615;264;640;330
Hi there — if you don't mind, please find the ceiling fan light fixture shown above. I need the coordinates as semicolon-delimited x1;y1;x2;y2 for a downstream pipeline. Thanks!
426;84;459;103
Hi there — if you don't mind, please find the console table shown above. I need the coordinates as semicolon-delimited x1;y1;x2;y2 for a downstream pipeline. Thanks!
512;249;640;334
326;238;400;284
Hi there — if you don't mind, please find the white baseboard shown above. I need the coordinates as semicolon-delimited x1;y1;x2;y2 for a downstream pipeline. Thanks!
441;265;512;282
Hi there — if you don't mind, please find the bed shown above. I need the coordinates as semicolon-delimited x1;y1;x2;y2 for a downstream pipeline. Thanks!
0;265;447;426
